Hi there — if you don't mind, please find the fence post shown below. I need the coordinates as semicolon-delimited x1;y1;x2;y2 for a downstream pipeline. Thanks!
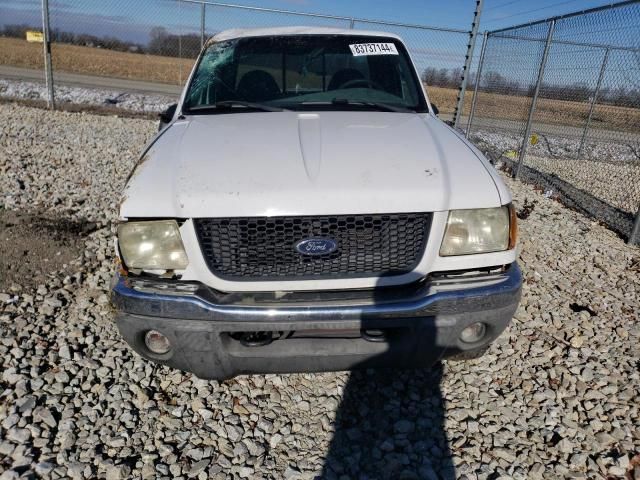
41;0;55;109
453;0;483;129
578;47;609;157
200;2;206;48
515;19;555;179
466;31;488;138
629;206;640;245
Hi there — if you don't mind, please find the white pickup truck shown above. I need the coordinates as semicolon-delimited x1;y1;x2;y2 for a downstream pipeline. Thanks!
111;27;521;380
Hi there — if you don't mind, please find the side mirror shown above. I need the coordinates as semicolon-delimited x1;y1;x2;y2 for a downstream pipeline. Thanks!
159;103;178;131
431;104;439;116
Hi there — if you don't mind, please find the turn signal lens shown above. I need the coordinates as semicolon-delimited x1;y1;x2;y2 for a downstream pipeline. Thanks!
508;203;518;250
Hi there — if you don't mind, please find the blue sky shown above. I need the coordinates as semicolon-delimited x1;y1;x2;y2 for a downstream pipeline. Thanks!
0;0;625;39
217;0;620;31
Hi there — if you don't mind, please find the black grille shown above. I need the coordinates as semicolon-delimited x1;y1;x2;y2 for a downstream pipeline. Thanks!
193;213;431;281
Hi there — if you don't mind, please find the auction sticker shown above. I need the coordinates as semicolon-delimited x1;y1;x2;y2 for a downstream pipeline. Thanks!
349;43;398;56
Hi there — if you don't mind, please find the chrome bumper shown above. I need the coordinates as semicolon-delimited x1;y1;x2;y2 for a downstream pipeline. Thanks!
111;263;522;379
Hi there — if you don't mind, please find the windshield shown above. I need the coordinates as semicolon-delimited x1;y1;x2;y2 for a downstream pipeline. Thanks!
183;35;428;113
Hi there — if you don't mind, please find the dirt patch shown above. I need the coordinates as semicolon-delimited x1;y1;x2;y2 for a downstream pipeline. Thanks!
0;209;96;291
0;97;159;120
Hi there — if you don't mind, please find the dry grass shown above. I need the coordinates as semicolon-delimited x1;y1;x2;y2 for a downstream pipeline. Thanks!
426;86;640;133
424;86;467;115
0;37;195;85
464;89;640;133
1;37;638;133
0;37;45;69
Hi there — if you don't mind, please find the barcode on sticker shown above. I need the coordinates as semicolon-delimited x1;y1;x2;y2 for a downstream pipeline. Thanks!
349;43;398;56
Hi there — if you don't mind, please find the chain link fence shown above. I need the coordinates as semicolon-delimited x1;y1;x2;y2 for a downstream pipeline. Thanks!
466;0;640;244
0;0;478;122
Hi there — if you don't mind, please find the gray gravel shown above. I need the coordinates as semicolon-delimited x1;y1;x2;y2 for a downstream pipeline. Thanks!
471;128;640;164
470;129;640;215
0;78;175;114
1;103;639;479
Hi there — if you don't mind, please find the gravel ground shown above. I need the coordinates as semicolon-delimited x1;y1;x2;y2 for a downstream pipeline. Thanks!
470;130;640;216
471;129;640;164
0;78;175;114
522;154;639;215
1;103;639;480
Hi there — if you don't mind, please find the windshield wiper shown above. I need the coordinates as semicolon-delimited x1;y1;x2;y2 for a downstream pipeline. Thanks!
300;99;413;113
186;100;290;113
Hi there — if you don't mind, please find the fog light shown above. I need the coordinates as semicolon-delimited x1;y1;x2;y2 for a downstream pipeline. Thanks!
460;322;486;343
144;330;171;354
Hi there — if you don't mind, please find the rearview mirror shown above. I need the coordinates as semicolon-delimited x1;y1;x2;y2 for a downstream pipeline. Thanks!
159;103;178;131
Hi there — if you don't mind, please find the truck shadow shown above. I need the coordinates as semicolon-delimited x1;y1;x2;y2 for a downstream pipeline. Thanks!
320;364;454;479
320;275;455;479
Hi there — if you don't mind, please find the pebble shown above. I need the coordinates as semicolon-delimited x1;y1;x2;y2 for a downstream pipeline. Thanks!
0;471;19;480
7;428;31;444
106;465;131;480
394;420;415;434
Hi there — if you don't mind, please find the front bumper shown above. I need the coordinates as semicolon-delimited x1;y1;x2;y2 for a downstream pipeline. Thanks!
111;263;522;380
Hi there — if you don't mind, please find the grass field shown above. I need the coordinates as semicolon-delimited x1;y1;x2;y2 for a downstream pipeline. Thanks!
0;37;195;85
468;89;640;134
1;37;639;133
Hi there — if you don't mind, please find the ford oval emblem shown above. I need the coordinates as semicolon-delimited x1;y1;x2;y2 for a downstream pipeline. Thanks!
294;238;338;256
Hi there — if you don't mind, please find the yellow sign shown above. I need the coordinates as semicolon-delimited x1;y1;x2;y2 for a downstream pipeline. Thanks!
530;134;539;146
26;31;44;43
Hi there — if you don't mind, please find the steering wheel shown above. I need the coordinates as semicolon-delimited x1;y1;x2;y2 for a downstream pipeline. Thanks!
337;78;385;91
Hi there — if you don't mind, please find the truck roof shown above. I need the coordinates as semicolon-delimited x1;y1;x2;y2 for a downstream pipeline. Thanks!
207;26;402;45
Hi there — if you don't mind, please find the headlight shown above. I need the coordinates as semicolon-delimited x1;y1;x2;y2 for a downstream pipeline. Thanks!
440;206;515;256
117;220;189;270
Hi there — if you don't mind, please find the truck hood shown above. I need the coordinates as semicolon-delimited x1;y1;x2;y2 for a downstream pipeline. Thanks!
120;112;503;218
